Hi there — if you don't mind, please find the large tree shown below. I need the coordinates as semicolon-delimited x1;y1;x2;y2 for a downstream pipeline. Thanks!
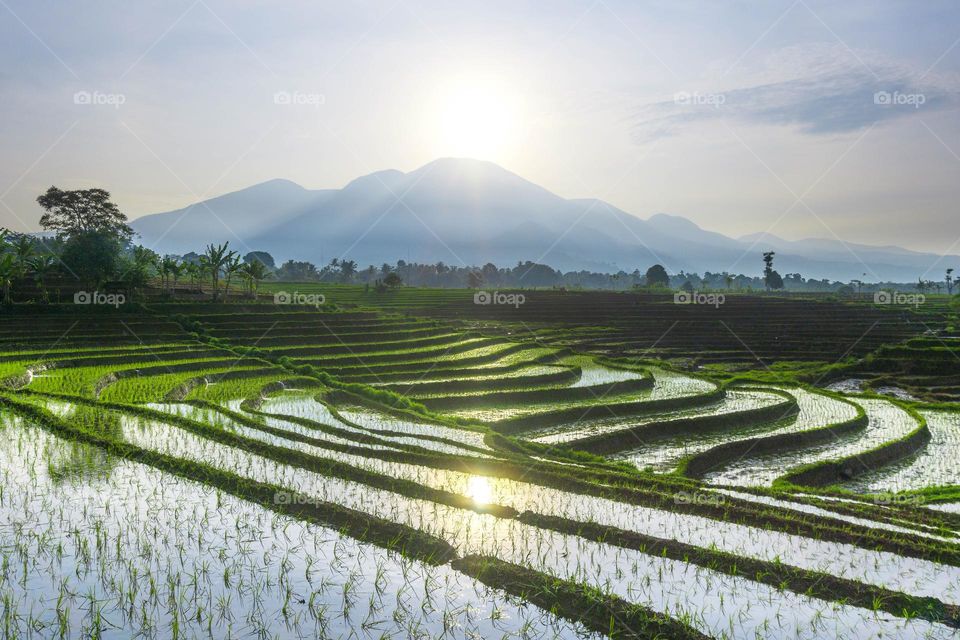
644;264;670;288
276;260;319;281
59;231;124;288
762;252;780;290
37;187;133;239
384;272;402;289
243;251;275;269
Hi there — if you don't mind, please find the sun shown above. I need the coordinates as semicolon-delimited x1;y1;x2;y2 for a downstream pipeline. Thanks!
429;77;523;160
465;476;493;506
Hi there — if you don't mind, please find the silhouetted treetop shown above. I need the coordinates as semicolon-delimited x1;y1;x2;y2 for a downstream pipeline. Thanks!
37;187;133;240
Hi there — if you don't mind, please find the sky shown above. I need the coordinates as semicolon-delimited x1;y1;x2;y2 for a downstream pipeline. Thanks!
1;0;959;253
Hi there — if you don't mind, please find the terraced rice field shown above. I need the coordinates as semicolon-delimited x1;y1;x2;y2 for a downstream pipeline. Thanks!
843;410;960;493
706;398;923;487
1;303;959;639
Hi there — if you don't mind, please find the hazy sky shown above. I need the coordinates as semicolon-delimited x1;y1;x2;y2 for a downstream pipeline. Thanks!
2;0;959;252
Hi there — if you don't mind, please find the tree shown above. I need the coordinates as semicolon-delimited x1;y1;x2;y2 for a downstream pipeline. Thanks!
339;260;357;282
384;272;402;289
762;251;774;279
947;268;955;295
10;235;35;278
123;246;158;298
467;271;483;289
762;252;783;290
184;262;202;293
154;256;183;296
60;231;123;288
157;256;180;294
201;242;233;301
37;187;133;239
275;260;319;281
222;253;243;300
478;263;497;286
240;260;270;298
767;270;784;290
0;254;15;304
243;251;275;269
29;255;57;303
644;264;669;288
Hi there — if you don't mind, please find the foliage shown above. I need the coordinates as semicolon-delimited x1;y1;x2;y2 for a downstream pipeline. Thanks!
243;250;275;269
36;186;133;240
644;264;670;287
60;230;124;287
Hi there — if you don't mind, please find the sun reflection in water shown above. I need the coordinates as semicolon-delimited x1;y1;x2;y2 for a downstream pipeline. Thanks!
466;476;493;505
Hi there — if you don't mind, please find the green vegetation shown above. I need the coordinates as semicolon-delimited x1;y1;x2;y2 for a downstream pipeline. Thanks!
0;295;959;638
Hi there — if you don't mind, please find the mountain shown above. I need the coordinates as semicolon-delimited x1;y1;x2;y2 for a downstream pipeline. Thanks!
132;158;958;281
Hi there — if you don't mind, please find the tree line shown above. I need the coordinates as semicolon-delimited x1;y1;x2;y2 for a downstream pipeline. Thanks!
1;186;955;304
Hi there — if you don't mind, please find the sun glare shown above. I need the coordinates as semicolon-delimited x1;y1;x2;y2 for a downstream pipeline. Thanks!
430;77;523;160
465;476;493;506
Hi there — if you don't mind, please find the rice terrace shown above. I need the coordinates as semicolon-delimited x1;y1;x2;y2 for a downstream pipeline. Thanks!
5;2;960;638
1;275;960;639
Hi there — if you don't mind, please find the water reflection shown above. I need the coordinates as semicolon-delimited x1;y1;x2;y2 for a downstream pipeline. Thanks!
466;475;493;505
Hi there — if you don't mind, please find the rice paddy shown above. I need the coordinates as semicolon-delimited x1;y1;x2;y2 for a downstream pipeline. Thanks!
1;297;959;638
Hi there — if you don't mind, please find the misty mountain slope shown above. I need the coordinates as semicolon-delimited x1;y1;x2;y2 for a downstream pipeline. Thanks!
132;179;333;251
131;158;958;280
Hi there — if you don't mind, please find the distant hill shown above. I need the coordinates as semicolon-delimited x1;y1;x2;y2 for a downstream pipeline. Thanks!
132;158;958;281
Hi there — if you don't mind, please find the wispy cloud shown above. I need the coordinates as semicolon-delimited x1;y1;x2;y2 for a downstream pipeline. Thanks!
634;44;960;139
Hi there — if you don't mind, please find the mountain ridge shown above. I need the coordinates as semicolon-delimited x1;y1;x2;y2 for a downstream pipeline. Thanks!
131;158;958;281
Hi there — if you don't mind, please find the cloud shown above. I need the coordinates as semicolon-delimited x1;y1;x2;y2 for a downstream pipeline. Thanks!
634;44;960;139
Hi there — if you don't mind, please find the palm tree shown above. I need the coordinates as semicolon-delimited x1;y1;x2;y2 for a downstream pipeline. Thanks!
184;262;202;293
202;243;232;301
152;255;165;290
339;259;357;282
128;246;157;298
0;254;16;304
29;255;57;303
240;260;270;298
11;235;35;290
168;260;183;296
158;256;181;295
222;253;242;301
